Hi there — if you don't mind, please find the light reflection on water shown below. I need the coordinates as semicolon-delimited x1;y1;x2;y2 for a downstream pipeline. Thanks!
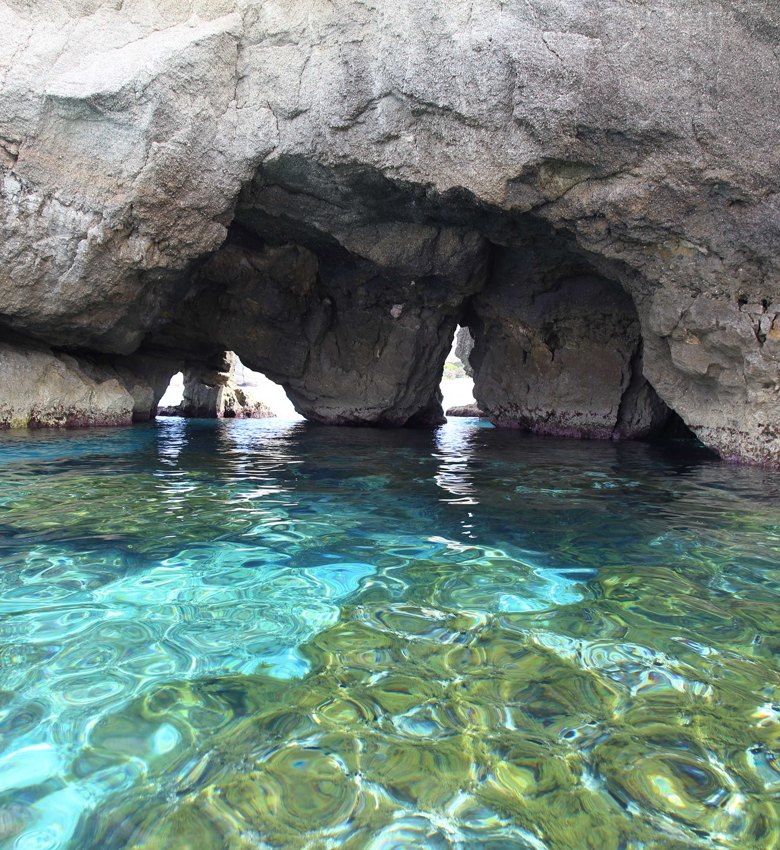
0;418;778;849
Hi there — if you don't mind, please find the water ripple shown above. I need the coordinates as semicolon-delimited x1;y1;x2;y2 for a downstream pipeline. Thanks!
0;419;778;848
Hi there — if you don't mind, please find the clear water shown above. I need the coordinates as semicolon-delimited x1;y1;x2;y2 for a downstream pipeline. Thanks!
0;418;779;850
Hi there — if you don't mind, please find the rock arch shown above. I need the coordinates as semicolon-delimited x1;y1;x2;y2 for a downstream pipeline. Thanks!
0;1;777;464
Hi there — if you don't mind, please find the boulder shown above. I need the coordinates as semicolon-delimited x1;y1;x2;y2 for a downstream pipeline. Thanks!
446;404;485;418
0;339;174;428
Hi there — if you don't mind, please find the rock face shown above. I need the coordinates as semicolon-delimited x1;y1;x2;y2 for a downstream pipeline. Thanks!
163;221;487;426
0;339;173;428
467;246;669;439
454;328;476;379
0;1;778;463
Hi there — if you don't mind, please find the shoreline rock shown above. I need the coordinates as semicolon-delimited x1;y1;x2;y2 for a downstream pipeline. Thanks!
0;340;174;429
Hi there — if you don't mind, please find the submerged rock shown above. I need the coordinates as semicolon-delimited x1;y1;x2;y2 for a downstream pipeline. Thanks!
0;1;777;462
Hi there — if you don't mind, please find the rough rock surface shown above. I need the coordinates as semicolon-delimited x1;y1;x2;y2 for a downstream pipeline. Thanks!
454;328;476;378
156;405;182;418
467;246;670;439
161;224;487;425
0;1;778;462
446;404;484;418
0;339;173;428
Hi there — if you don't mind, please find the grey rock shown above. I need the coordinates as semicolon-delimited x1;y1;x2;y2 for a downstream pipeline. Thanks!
446;404;484;418
467;245;669;439
0;1;777;463
155;230;487;426
454;327;475;378
156;405;182;418
0;339;174;428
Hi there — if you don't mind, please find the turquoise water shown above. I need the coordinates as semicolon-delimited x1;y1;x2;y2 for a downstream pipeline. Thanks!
0;417;779;849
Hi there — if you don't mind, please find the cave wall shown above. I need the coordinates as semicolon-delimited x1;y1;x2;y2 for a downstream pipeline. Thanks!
0;0;778;463
467;248;668;439
147;202;490;427
640;292;780;464
163;176;671;439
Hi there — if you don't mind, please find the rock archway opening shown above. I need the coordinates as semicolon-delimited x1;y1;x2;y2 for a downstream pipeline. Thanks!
124;155;769;461
154;354;300;420
157;371;184;413
1;0;777;466
441;326;479;419
147;158;691;440
232;359;301;420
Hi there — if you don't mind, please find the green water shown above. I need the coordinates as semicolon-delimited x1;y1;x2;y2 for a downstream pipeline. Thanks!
0;417;779;850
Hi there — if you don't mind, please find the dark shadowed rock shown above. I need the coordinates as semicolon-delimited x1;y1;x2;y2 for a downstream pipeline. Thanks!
156;406;182;418
466;245;669;439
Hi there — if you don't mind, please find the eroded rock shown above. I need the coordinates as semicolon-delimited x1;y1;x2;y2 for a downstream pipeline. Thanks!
446;404;484;418
643;291;780;464
0;1;777;463
157;223;488;426
454;327;476;378
467;246;669;439
0;340;174;428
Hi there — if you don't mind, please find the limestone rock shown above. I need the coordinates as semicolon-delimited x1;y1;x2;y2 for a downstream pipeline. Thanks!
454;328;475;378
0;0;777;463
226;387;275;419
158;230;488;426
467;246;670;439
179;353;274;419
156;405;182;418
643;292;780;465
114;354;182;423
0;339;174;428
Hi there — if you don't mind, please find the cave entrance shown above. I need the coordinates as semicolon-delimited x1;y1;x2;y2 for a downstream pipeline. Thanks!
441;326;479;419
232;358;300;420
157;371;184;412
156;355;301;420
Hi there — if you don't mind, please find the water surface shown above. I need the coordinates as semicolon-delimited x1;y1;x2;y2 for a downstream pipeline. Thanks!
0;418;779;849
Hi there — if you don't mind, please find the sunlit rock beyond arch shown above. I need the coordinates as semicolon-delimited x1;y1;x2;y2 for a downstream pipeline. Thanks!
0;0;777;464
